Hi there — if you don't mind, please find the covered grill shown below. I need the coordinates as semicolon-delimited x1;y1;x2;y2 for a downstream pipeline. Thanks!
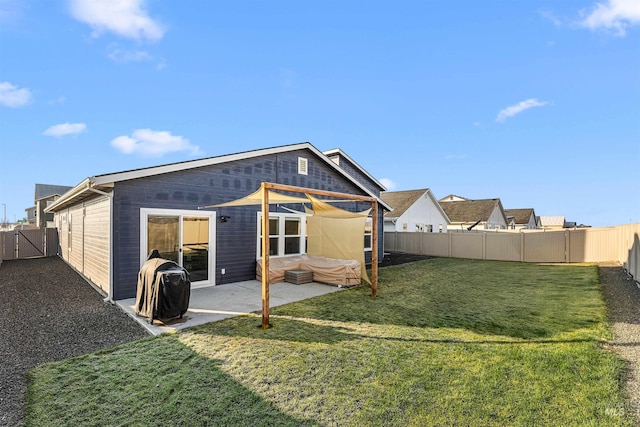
135;251;191;325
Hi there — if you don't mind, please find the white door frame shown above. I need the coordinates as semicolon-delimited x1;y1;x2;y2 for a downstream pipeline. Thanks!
140;208;216;288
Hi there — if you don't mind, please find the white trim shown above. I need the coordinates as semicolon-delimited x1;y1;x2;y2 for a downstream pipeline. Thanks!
140;208;216;289
323;148;387;190
256;211;308;259
47;143;392;213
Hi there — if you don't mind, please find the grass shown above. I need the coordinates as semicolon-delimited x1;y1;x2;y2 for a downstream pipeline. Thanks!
25;258;636;426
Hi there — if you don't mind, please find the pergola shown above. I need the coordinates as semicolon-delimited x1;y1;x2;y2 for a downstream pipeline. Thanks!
212;181;379;329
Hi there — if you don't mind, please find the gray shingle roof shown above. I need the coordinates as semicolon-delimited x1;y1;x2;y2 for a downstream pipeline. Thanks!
439;199;502;222
34;184;73;201
380;189;429;218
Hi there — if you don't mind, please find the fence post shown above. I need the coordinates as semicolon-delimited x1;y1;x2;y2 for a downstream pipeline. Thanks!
520;231;525;262
482;232;486;260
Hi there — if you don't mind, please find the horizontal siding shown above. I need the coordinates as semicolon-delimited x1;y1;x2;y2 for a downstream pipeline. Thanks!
112;148;380;300
82;196;110;294
68;205;84;271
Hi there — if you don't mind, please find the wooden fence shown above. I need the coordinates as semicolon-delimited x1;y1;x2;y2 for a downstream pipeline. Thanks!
384;223;640;283
0;228;59;262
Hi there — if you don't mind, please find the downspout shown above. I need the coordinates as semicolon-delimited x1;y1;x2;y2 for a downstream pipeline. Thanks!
87;184;115;303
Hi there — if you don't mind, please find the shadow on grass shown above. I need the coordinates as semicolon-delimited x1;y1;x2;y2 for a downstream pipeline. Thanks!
266;259;608;340
25;336;319;427
189;315;605;347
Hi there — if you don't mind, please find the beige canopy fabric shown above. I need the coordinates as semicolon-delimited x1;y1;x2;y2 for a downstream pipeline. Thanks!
205;187;309;208
305;195;371;284
206;187;372;284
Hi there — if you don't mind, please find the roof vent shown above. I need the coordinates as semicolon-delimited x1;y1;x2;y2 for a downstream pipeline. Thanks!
298;157;308;175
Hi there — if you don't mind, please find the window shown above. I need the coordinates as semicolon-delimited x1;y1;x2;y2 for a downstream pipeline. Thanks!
258;213;306;257
402;223;408;231
364;217;372;251
426;224;433;233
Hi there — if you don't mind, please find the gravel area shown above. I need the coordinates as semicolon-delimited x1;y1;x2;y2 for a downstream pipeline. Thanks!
599;264;640;422
1;255;638;426
0;257;148;427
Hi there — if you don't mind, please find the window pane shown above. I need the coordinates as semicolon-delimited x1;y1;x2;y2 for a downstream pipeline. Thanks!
284;237;300;254
269;218;279;235
148;216;179;263
183;217;209;282
284;218;300;235
364;235;371;249
269;237;279;255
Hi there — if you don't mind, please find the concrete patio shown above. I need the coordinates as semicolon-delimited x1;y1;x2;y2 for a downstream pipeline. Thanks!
117;279;345;335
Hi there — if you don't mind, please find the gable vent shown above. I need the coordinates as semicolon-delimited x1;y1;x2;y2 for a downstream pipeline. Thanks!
298;157;308;175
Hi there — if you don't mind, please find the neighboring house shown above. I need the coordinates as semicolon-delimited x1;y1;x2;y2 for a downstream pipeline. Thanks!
25;206;37;226
504;208;538;230
45;142;390;301
380;188;450;233
539;216;566;229
439;194;469;203
27;184;73;228
439;198;509;230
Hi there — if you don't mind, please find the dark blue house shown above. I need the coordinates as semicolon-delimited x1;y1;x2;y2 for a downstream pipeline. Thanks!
46;142;390;300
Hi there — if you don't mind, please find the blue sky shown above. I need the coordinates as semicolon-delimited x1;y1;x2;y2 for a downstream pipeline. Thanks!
1;0;639;227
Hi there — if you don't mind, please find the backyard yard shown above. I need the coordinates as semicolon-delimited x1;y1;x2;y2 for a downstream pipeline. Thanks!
24;258;639;426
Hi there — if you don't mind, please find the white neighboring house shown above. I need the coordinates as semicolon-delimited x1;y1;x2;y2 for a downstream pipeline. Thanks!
539;216;566;229
439;197;509;230
504;208;539;229
381;188;450;233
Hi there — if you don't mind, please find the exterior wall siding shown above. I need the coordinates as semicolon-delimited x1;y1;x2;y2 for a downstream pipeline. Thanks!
328;156;381;196
387;195;448;233
112;148;383;299
53;196;111;294
82;196;111;294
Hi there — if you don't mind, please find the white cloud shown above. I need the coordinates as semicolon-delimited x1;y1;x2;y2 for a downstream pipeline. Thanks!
48;96;67;105
108;47;153;63
68;0;165;41
0;81;32;107
43;122;87;137
496;98;548;123
111;129;201;157
379;178;396;191
579;0;640;36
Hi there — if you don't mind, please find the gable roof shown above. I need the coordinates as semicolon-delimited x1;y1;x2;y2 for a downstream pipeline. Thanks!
504;208;536;224
439;198;505;223
380;188;449;223
439;194;469;202
46;142;392;212
34;184;73;201
539;216;566;227
323;148;386;191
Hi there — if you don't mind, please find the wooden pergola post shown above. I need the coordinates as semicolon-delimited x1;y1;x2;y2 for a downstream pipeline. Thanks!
259;182;379;329
261;183;270;329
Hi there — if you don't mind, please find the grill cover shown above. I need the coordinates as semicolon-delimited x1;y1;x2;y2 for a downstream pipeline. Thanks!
135;257;190;324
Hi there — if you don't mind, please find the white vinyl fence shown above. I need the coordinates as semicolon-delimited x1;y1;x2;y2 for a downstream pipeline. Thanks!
385;223;640;283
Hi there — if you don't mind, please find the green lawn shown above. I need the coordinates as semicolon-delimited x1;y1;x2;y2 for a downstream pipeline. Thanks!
26;258;636;426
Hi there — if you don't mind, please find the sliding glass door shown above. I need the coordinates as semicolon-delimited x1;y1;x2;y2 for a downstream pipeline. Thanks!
141;209;215;287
